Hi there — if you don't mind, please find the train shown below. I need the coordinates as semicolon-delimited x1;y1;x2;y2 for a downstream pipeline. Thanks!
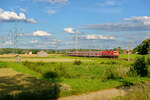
67;50;119;58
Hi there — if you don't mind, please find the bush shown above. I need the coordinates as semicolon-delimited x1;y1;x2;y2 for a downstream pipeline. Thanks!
43;71;59;79
22;61;31;66
100;61;104;64
130;56;148;77
73;60;82;65
103;67;128;80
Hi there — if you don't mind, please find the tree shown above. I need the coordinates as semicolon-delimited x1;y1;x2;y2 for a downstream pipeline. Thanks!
130;56;148;77
133;38;150;55
114;47;124;54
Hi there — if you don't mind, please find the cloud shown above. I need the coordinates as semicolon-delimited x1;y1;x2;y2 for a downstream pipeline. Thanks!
82;35;115;40
124;16;150;25
0;8;37;23
29;40;38;44
47;9;56;14
64;28;76;34
39;0;68;4
81;16;150;32
64;27;80;34
33;30;52;36
0;8;3;13
4;41;12;45
97;0;120;7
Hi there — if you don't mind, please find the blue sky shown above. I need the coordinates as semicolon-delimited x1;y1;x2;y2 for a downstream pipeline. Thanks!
0;0;150;49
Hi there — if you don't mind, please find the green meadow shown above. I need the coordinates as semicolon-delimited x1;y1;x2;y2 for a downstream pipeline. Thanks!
0;54;150;99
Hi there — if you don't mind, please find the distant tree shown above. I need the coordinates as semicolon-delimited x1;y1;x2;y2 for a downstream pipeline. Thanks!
114;47;124;54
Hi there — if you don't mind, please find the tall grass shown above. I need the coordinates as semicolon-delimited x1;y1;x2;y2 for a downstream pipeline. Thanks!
112;83;150;100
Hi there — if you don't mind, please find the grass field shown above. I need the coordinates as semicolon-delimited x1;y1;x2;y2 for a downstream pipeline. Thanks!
0;54;150;99
0;54;92;62
0;53;142;63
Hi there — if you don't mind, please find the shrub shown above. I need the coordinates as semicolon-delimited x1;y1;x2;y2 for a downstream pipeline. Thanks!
43;71;59;79
100;61;104;64
73;60;82;65
103;67;128;80
130;56;148;77
22;61;31;66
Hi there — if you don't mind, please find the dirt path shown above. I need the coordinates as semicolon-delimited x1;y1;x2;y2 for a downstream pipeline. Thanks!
59;88;128;100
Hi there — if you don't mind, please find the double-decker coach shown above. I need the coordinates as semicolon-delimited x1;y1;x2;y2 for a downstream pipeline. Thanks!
67;50;119;58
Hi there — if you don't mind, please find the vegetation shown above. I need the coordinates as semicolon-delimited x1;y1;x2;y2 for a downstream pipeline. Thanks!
111;83;150;100
0;54;150;99
130;56;148;77
133;38;150;55
114;47;124;54
0;48;128;55
73;60;82;65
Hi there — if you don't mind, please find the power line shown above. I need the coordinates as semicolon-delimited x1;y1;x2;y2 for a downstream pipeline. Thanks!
128;40;130;61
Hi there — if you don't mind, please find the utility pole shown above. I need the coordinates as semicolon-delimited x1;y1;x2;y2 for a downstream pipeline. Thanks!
55;39;58;54
0;37;3;48
8;33;11;48
128;40;130;61
75;31;79;53
92;40;95;50
13;23;18;54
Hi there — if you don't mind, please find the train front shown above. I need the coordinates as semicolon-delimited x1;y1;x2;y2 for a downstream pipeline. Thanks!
113;51;119;58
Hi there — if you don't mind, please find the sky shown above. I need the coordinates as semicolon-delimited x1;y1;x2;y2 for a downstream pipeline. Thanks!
0;0;150;49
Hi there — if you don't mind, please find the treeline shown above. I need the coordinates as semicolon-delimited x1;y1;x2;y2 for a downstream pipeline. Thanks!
0;48;56;54
0;48;126;55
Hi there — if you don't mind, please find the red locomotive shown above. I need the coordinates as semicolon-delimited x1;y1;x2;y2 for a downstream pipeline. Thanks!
67;50;119;58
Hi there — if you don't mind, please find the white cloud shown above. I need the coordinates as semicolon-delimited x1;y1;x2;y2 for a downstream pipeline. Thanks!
64;27;80;34
0;8;37;23
0;8;3;13
83;35;115;40
39;0;68;4
64;28;75;33
52;39;62;42
33;30;52;36
125;16;150;25
97;0;120;7
47;9;56;14
4;41;12;45
81;16;150;32
29;40;38;44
